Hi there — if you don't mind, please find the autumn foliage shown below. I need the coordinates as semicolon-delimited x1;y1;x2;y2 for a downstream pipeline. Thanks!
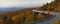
0;0;60;24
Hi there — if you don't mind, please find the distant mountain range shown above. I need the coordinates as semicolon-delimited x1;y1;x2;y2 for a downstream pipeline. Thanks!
0;7;22;12
0;7;37;12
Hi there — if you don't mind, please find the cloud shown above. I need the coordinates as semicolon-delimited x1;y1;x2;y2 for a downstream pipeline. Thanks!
0;0;54;7
0;2;41;7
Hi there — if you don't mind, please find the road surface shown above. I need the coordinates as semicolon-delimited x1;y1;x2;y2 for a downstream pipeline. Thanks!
31;10;60;24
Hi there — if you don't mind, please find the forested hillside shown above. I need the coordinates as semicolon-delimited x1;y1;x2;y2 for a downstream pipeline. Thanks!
0;8;33;24
0;0;60;24
36;0;60;15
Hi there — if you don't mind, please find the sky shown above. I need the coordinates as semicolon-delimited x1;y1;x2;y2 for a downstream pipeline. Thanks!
0;0;54;7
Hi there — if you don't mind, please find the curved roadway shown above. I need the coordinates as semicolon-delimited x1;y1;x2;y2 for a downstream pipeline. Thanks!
28;10;60;24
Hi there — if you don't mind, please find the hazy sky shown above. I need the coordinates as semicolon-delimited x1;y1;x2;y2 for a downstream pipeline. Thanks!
0;0;54;7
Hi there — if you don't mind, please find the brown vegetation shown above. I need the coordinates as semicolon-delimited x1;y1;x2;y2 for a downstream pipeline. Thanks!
0;0;60;24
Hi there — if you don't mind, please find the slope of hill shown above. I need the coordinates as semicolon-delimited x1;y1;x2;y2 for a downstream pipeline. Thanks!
0;8;33;24
35;0;60;15
0;0;60;24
